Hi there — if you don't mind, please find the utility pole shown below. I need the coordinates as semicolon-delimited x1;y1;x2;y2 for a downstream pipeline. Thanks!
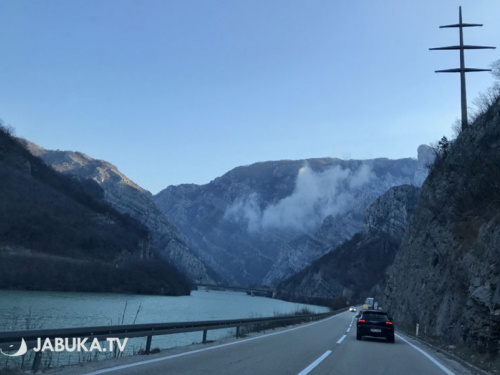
430;6;495;131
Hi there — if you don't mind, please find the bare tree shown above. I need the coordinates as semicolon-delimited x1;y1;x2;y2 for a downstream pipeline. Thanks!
451;118;461;139
473;86;500;114
452;58;500;134
0;119;15;136
491;59;500;81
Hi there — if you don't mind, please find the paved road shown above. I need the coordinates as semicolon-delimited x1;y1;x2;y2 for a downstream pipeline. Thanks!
79;310;470;375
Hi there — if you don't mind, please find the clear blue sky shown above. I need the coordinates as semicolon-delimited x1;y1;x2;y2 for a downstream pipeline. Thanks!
0;0;498;194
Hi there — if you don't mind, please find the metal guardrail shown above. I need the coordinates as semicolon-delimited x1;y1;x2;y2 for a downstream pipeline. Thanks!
0;309;344;372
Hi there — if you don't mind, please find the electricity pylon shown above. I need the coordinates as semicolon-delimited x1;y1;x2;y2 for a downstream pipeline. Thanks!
430;6;496;131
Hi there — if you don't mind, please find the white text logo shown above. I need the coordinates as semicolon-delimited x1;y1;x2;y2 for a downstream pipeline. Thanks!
0;337;128;356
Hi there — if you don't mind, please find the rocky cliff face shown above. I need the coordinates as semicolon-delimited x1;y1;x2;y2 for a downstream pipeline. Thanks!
262;211;362;285
363;183;420;239
155;152;428;286
23;142;216;284
276;184;420;302
384;97;500;357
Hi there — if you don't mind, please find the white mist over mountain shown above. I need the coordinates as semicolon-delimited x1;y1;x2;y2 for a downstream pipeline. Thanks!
224;163;374;232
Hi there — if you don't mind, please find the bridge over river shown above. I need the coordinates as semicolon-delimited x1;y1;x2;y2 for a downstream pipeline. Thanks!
192;284;277;298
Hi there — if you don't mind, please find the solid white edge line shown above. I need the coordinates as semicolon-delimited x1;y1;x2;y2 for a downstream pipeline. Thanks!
336;334;347;344
297;350;332;375
83;313;346;375
396;334;456;375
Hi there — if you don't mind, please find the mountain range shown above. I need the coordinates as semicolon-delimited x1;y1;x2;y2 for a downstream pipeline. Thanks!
154;147;432;286
19;134;433;288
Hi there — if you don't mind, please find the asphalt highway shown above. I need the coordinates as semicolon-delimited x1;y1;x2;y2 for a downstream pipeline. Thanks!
76;310;472;375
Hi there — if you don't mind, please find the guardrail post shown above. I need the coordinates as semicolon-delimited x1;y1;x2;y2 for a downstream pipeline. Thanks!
202;330;207;343
236;326;240;338
32;351;42;373
145;335;152;354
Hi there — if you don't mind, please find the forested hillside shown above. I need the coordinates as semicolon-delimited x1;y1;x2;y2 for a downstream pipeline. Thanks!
23;140;218;284
0;124;190;295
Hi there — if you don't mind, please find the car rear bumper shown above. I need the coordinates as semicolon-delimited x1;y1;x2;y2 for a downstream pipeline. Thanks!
357;325;393;338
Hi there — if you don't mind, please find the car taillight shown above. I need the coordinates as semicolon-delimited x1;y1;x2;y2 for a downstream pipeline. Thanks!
386;321;393;325
358;319;366;323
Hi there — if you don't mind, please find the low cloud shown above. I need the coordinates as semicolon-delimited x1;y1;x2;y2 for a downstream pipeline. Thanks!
224;163;374;232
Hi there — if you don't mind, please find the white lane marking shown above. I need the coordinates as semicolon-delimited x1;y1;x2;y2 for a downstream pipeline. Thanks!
83;313;346;374
396;334;456;375
337;334;347;344
346;328;350;333
297;350;332;375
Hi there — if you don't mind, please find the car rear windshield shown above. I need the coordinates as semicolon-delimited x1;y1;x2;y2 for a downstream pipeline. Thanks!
362;312;388;321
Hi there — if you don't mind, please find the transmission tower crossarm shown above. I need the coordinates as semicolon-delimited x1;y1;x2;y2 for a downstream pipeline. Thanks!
435;68;492;73
439;23;483;28
430;45;496;51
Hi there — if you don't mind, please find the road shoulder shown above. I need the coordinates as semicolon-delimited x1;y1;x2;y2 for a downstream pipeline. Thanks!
396;331;486;375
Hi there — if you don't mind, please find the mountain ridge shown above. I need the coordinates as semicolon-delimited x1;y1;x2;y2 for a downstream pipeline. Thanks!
154;149;431;286
22;140;218;284
0;124;190;295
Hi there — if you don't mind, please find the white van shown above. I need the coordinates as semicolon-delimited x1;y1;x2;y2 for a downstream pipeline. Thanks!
364;297;374;309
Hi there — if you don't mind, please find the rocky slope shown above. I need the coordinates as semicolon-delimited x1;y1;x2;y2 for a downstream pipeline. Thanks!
23;141;216;284
384;97;500;359
262;211;362;285
154;150;430;286
276;184;420;303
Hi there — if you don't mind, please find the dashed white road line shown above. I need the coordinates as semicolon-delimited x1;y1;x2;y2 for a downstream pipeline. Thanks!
297;350;332;375
347;318;354;333
336;334;347;344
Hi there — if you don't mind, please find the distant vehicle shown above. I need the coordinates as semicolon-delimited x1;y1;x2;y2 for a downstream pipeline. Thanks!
349;306;356;312
362;304;369;310
364;297;374;309
356;310;395;343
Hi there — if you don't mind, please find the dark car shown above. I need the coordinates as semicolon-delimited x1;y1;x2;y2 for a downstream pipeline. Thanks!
356;310;394;343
